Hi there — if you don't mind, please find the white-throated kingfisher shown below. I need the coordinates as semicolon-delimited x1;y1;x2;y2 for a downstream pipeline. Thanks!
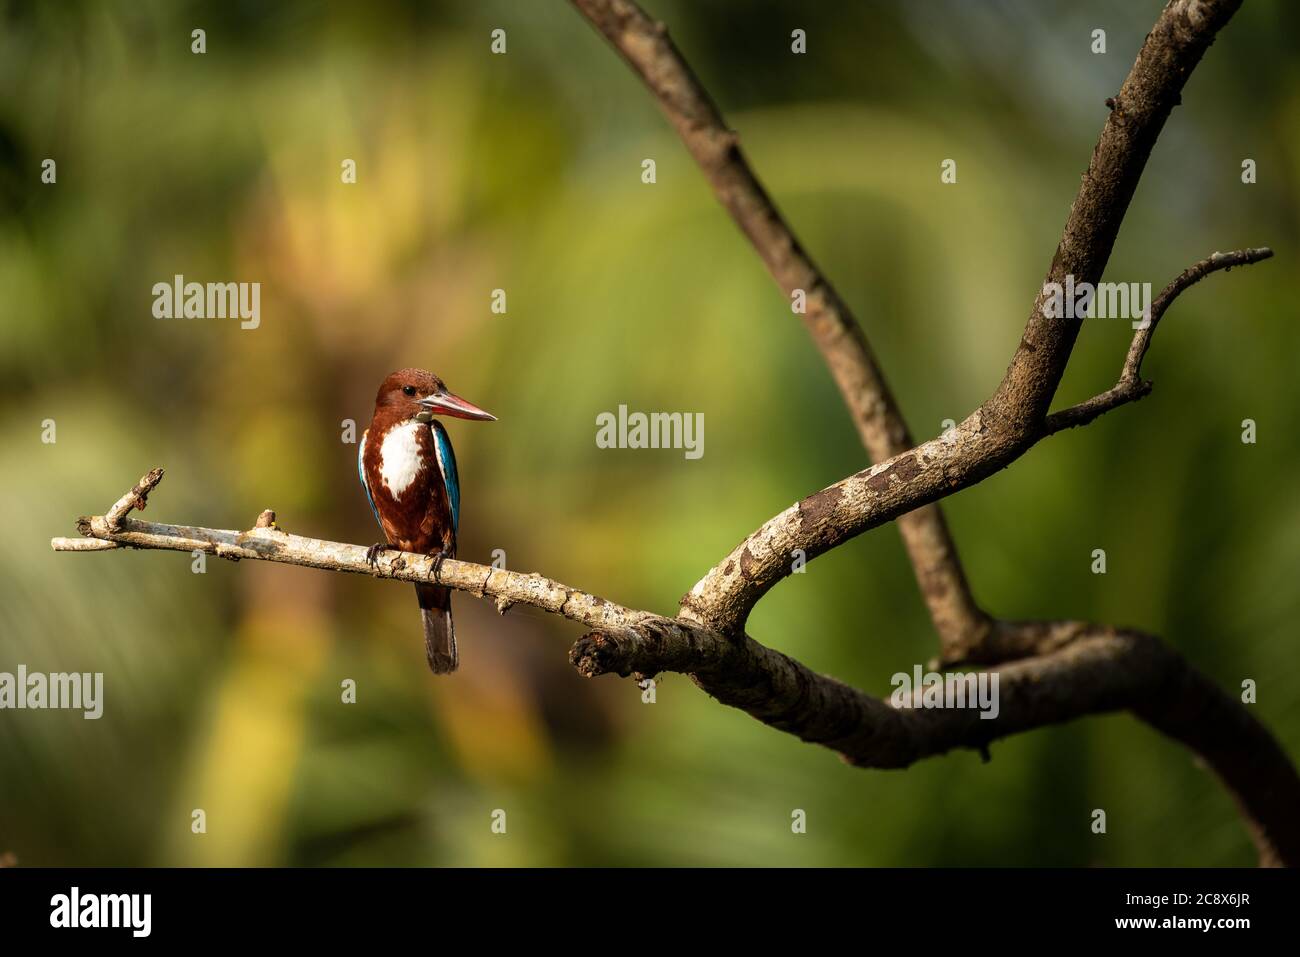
359;369;496;674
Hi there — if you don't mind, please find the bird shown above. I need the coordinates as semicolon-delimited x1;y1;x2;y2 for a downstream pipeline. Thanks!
358;368;496;674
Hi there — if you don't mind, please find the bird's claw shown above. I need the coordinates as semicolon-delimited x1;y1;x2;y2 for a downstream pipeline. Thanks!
427;548;450;583
366;542;391;569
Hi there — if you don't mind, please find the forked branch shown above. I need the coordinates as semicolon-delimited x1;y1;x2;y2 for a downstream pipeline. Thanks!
1044;246;1274;433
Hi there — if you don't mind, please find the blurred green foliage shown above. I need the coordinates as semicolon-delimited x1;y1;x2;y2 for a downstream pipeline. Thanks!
1;0;1297;866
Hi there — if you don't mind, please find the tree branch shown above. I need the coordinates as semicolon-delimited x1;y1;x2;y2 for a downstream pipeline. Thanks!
1044;246;1273;434
105;466;165;531
55;473;669;636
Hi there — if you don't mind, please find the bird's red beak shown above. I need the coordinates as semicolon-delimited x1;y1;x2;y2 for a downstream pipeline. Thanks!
419;390;496;421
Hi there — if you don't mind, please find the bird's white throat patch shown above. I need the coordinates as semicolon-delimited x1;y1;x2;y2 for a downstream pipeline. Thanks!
379;421;426;498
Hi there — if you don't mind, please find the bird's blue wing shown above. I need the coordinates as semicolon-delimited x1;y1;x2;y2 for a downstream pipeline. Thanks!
431;420;460;533
358;429;382;530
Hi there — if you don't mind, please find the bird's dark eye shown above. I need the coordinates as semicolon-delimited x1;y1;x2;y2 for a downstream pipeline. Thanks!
402;385;417;397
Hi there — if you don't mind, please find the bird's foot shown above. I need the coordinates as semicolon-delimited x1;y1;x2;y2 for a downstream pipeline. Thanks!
366;542;392;569
427;548;451;583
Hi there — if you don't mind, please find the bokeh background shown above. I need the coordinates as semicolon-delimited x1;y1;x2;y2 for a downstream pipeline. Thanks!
1;0;1297;866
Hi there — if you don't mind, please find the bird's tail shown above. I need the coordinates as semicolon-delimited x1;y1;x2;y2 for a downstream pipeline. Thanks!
415;583;457;674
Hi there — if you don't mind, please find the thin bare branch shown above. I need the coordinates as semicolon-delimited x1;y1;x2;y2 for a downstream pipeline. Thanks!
1041;380;1153;435
58;472;665;637
104;466;164;532
50;537;121;552
1045;246;1274;434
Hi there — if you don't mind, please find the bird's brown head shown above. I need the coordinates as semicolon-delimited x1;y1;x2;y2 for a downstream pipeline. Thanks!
374;368;496;422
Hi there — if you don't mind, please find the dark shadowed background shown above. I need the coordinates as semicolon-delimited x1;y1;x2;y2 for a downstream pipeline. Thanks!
1;0;1297;865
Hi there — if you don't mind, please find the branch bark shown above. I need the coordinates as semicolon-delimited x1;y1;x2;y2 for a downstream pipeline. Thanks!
58;497;661;635
1044;246;1273;434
